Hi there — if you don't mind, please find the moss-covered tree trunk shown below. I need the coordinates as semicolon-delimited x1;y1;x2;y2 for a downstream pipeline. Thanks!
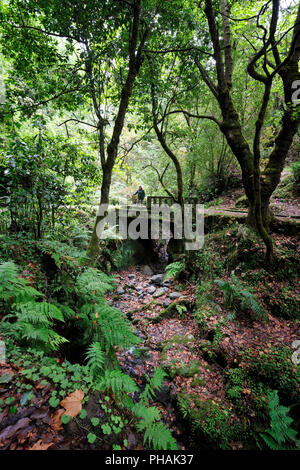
200;0;300;265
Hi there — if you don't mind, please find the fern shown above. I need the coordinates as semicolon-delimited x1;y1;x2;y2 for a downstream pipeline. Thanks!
15;301;64;323
96;300;140;350
76;268;115;301
96;369;139;394
259;390;299;450
140;367;167;401
0;261;68;352
0;261;41;305
133;403;161;426
143;421;177;450
77;298;141;360
85;342;105;376
165;261;185;280
54;303;76;320
215;274;267;321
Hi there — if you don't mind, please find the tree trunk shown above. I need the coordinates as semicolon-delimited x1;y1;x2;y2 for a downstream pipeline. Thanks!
86;1;151;263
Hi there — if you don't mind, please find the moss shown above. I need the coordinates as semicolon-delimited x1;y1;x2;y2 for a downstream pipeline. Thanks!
162;359;202;379
178;393;241;449
235;195;249;208
160;334;196;362
148;298;190;323
241;346;300;402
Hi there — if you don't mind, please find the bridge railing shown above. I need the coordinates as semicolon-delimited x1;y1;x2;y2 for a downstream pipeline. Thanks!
146;196;200;210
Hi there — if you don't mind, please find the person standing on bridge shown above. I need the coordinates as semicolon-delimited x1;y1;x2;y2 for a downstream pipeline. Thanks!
133;185;145;205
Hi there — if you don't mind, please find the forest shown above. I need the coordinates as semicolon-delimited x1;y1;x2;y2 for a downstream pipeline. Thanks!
0;0;299;454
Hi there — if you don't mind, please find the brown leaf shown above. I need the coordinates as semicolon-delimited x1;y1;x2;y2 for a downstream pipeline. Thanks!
60;389;84;419
50;409;65;431
30;439;54;451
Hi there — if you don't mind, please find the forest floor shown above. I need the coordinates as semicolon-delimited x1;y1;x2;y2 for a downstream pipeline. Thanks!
1;234;299;450
106;261;299;450
0;174;299;450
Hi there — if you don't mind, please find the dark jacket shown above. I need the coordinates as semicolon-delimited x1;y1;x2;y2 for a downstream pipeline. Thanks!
134;188;145;200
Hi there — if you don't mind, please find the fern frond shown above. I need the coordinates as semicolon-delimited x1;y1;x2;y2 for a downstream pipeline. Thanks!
133;404;161;426
165;261;185;280
95;300;141;350
260;390;299;450
96;369;139;394
140;368;166;401
143;422;177;450
54;303;76;320
76;268;115;301
0;261;41;304
16;301;64;323
85;342;105;376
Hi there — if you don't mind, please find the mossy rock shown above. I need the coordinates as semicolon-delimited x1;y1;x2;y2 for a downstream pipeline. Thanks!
177;393;241;449
162;359;201;379
235;195;249;208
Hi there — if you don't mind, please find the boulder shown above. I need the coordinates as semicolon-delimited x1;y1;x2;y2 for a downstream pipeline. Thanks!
235;195;249;208
148;286;156;295
153;288;166;298
169;292;183;299
150;274;164;285
116;286;125;295
142;265;153;276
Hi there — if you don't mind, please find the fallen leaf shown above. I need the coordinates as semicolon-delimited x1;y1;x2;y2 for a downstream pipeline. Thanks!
51;409;65;431
30;439;53;450
60;389;84;418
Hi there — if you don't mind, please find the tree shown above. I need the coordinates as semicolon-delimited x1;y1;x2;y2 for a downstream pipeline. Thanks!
194;0;300;264
0;0;154;260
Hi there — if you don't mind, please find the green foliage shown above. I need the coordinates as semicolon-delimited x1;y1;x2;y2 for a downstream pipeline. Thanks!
214;274;268;321
85;342;105;377
142;421;177;450
259;391;299;450
0;261;68;351
178;394;240;449
165;261;185;281
140;367;167;402
243;346;300;401
96;370;139;395
291;161;300;195
75;268;115;301
0;261;41;305
132;368;177;450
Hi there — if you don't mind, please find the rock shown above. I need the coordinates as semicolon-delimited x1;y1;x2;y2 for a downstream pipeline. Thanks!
116;286;125;295
162;280;171;286
128;274;136;279
153;288;166;298
150;274;164;285
187;334;195;341
142;265;153;276
148;286;156;295
169;292;183;299
163;299;171;308
126;283;136;289
235;195;249;208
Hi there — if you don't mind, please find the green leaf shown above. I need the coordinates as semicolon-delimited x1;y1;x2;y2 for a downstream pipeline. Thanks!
87;432;97;444
61;414;71;424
